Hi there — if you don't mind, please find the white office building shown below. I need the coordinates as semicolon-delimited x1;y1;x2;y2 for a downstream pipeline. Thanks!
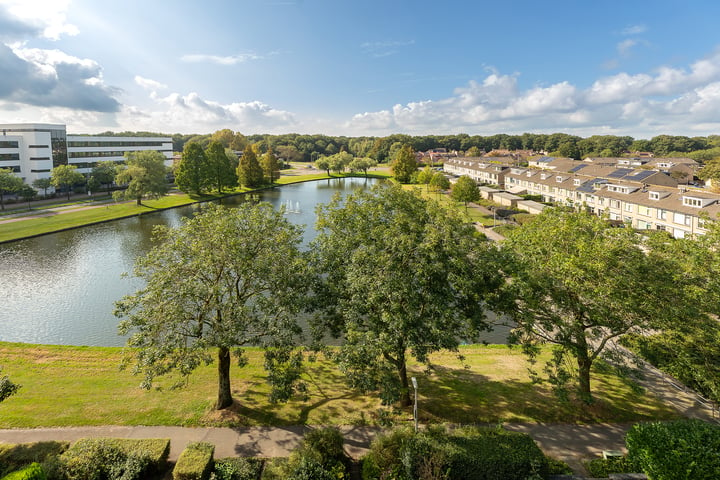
0;123;173;186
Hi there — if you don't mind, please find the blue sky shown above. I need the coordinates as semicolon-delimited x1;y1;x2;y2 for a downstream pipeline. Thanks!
1;0;720;139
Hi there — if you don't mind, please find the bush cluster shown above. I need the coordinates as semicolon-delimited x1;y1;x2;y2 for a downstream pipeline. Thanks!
626;419;720;480
584;456;640;478
173;442;215;480
282;428;350;480
362;425;548;480
0;442;69;478
1;463;46;480
210;457;263;480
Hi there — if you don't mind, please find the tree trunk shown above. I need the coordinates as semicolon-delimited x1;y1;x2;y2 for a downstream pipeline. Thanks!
576;346;593;404
216;346;233;409
136;196;142;206
398;357;411;407
66;189;71;201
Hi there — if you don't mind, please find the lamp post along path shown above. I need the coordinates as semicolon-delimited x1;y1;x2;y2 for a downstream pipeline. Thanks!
411;376;418;433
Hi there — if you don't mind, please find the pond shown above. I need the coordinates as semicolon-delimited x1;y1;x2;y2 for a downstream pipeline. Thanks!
0;177;509;347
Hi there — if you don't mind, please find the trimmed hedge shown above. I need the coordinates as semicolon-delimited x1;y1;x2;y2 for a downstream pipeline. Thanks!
626;419;720;480
0;442;69;478
57;437;170;480
0;463;46;480
173;442;215;480
211;458;264;480
283;428;350;480
584;456;640;478
362;425;548;480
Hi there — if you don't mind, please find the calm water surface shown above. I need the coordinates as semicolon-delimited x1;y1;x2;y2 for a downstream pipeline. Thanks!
0;177;509;346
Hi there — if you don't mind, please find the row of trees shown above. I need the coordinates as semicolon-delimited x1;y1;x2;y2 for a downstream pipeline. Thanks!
158;129;720;163
113;181;715;411
313;152;377;176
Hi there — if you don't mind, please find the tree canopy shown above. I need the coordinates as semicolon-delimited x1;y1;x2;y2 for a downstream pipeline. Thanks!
391;144;417;183
206;140;237;193
115;203;307;409
310;183;505;406
502;209;698;403
450;175;479;208
50;164;85;201
260;148;281;184
175;141;208;195
0;168;24;210
113;151;169;205
0;367;19;404
237;146;264;188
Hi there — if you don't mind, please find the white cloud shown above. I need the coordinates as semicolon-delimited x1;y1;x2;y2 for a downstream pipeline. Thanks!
343;48;720;138
134;75;167;91
180;52;263;65
621;24;647;36
0;0;78;40
361;39;415;58
617;39;637;56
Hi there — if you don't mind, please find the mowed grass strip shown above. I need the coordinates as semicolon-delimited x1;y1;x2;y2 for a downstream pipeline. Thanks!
0;343;678;428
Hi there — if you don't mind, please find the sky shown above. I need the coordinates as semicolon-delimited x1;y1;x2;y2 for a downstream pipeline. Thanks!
1;0;720;139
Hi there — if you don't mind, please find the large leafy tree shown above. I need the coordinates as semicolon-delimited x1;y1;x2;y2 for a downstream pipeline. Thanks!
348;157;377;177
113;151;169;205
32;177;52;197
315;156;331;176
310;183;505;406
206;140;237;193
50;164;85;201
260;147;281;184
391;144;417;183
237;146;264;188
175;141;208;195
0;168;24;210
450;175;479;209
91;161;118;193
502;209;696;403
697;157;720;190
115;203;307;409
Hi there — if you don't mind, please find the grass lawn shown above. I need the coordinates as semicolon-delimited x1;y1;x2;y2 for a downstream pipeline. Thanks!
0;342;678;428
402;185;496;225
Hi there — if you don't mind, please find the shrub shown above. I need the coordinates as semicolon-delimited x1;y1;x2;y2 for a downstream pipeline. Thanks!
58;438;160;480
211;457;263;480
0;462;46;480
0;442;69;478
362;425;548;480
584;456;640;478
173;442;215;480
626;419;720;480
283;428;350;480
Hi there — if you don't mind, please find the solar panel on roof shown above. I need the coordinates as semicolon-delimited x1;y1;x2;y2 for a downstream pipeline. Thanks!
569;164;587;173
626;170;654;181
607;168;633;178
576;179;597;193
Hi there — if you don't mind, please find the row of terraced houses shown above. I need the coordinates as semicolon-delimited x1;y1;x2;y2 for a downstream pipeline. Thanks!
444;155;716;239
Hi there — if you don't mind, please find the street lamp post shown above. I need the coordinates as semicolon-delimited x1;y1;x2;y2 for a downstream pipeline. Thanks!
411;376;418;433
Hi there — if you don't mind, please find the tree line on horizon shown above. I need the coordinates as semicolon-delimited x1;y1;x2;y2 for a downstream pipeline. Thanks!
88;129;720;164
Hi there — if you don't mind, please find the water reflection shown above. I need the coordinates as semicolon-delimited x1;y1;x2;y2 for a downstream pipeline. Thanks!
0;179;377;346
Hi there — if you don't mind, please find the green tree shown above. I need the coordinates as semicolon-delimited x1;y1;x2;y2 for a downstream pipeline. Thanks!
260;148;281;184
0;367;19;403
329;152;352;174
450;175;479;209
116;203;306;409
429;171;450;193
91;161;117;193
310;183;504;406
315;156;331;176
205;140;236;193
32;177;52;197
237;146;264;188
697;158;720;190
175;142;209;195
465;146;482;157
50;164;85;201
416;165;434;190
18;184;37;209
113;151;169;205
347;157;377;177
502;209;695;403
0;168;24;210
391;144;417;183
86;176;101;198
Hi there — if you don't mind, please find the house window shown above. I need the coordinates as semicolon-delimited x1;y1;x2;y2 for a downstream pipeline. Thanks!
610;199;621;209
574;178;581;186
624;202;633;212
682;197;703;208
658;209;668;220
597;197;605;205
649;192;660;200
637;205;652;217
673;212;692;226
